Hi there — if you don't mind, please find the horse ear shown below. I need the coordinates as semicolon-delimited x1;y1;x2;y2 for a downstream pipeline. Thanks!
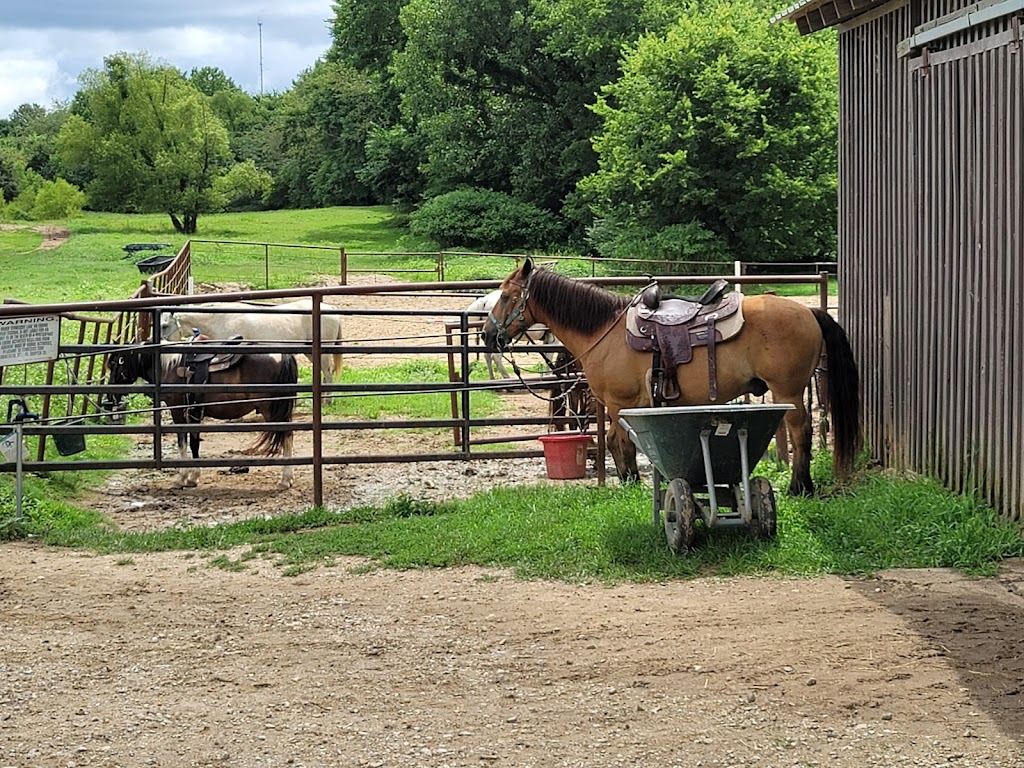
522;257;534;279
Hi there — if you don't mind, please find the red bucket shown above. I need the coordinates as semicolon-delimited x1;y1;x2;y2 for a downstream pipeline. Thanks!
538;434;590;480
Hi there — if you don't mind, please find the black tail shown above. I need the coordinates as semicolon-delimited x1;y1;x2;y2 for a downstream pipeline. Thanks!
812;309;861;476
252;354;299;456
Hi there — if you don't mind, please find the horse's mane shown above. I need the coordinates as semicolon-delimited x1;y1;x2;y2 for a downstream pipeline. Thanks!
530;269;629;335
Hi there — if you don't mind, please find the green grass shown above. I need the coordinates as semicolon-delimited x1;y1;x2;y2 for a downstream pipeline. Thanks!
0;211;832;303
5;460;1021;582
321;359;504;420
0;207;434;303
2;208;1019;584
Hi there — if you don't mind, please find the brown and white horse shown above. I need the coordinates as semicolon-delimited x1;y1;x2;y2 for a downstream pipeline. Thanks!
106;345;298;490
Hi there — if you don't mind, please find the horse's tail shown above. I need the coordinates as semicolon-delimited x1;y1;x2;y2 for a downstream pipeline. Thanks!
812;308;862;477
252;354;299;456
330;316;343;382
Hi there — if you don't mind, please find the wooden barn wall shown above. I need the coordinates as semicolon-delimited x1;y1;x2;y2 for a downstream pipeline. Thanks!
838;2;1024;519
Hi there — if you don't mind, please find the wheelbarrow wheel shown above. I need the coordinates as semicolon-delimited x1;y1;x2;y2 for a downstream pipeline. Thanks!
749;476;777;539
663;478;696;553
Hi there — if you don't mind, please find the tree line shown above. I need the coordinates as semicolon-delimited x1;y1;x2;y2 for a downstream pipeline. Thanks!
0;0;838;265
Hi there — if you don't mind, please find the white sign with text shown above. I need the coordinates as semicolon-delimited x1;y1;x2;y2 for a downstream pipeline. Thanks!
0;315;61;366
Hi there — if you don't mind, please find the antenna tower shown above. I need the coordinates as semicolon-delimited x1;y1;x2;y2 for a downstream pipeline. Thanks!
258;20;264;96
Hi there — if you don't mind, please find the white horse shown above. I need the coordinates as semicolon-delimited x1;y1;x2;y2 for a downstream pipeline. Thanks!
465;290;557;379
159;297;343;391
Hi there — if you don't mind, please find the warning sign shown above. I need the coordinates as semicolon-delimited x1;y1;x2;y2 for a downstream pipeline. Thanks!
0;431;20;463
0;315;61;366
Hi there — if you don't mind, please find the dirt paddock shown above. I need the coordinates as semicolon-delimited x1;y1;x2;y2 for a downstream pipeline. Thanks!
2;280;1024;766
1;546;1023;767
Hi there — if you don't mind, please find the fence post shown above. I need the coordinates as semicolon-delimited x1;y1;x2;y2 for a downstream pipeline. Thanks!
312;295;324;507
340;247;347;285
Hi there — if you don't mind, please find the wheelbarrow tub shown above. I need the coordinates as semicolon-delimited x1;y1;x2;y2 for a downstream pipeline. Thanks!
618;403;794;486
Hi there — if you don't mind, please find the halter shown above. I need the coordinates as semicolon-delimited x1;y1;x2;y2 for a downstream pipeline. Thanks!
164;313;184;340
488;272;533;349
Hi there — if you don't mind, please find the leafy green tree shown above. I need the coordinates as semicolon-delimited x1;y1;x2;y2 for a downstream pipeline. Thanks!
212;159;273;210
273;60;381;208
329;0;408;75
358;124;426;208
579;1;838;263
1;103;71;182
188;67;270;166
187;66;239;96
0;143;25;203
389;0;665;239
55;52;234;233
409;187;564;250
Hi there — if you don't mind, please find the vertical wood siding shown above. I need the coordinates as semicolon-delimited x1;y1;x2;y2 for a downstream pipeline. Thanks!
839;2;1024;519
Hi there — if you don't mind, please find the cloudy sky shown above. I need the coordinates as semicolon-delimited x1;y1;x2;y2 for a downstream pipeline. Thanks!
0;1;336;119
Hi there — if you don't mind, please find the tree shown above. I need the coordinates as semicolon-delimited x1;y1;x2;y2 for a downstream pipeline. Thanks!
389;0;662;239
55;52;233;234
329;0;408;75
31;178;86;219
212;159;273;210
578;1;839;263
187;66;239;96
273;60;382;208
1;103;72;182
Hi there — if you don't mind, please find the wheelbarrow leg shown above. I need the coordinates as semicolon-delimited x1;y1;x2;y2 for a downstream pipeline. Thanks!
699;429;719;527
651;466;661;527
737;427;752;524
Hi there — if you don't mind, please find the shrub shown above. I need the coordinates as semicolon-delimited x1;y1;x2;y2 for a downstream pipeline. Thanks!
30;178;86;220
410;188;564;251
587;219;732;275
212;160;273;212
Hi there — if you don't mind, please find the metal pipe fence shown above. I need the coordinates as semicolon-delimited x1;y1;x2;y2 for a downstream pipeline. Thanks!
2;272;831;510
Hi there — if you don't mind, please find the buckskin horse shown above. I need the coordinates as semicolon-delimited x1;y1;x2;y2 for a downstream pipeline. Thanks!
106;343;299;490
483;258;860;496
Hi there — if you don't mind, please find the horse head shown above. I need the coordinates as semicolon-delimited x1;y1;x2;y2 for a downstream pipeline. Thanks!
483;258;540;352
159;312;184;341
102;347;144;417
106;348;147;387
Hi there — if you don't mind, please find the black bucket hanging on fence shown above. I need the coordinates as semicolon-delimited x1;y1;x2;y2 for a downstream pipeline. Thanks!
53;418;86;456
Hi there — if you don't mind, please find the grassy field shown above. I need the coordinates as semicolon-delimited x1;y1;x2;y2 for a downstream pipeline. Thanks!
1;209;1020;581
0;207;435;304
1;208;833;302
9;453;1023;581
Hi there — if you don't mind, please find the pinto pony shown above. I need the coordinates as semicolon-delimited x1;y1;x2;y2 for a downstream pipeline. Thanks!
106;345;299;490
483;258;860;496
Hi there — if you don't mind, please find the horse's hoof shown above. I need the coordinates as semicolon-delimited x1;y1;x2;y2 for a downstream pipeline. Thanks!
787;479;814;497
276;481;293;490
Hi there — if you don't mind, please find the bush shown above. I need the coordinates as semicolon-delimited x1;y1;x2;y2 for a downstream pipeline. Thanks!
586;219;732;276
212;160;273;212
410;188;564;251
30;178;86;220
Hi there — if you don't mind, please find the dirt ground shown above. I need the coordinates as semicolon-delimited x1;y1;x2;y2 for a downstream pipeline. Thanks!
3;278;1023;767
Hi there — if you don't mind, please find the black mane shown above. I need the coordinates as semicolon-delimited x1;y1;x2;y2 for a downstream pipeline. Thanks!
530;269;629;335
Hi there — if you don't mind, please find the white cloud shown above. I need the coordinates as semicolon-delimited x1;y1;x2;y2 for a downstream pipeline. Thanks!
0;2;333;119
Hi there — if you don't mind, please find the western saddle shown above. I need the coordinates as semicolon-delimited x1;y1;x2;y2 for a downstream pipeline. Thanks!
625;278;744;403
